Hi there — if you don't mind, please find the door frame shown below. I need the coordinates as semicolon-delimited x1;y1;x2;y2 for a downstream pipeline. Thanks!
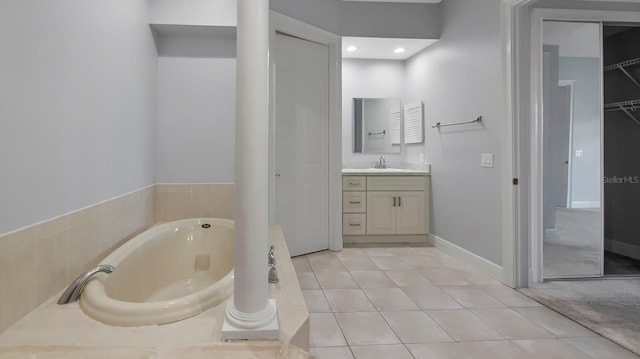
529;8;640;283
502;0;640;287
268;11;343;252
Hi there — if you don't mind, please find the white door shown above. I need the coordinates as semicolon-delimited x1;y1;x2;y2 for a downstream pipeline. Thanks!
274;33;329;256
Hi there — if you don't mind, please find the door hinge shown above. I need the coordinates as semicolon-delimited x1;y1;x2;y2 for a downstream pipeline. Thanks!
513;178;519;185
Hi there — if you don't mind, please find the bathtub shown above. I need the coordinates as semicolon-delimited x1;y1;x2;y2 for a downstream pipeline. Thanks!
80;218;234;326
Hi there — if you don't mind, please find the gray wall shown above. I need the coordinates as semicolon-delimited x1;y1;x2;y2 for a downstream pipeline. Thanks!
404;0;503;265
560;57;601;205
156;56;236;183
148;0;237;26
150;0;441;38
0;0;158;235
342;59;406;167
270;0;441;38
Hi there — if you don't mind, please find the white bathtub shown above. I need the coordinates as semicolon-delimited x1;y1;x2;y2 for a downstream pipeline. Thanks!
80;218;234;326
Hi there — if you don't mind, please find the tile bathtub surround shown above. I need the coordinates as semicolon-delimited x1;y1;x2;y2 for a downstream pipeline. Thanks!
0;226;311;358
300;244;640;359
0;186;156;334
155;183;234;222
0;183;235;333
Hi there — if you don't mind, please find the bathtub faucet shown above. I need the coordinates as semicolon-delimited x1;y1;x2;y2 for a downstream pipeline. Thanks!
268;245;279;283
268;245;276;266
57;264;115;305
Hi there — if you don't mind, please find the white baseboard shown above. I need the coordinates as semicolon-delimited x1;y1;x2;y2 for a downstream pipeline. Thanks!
428;234;504;284
604;238;640;261
544;228;557;239
570;201;600;209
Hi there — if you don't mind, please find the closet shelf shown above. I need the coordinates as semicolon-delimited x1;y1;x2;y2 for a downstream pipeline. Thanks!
604;99;640;126
604;58;640;72
604;99;640;110
604;58;640;89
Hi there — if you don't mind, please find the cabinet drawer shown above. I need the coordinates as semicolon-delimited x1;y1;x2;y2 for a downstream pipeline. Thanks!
343;191;366;213
343;176;366;191
367;176;426;191
343;214;366;235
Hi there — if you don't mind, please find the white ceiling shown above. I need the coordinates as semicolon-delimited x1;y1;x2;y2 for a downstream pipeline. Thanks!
343;0;441;2
342;37;438;60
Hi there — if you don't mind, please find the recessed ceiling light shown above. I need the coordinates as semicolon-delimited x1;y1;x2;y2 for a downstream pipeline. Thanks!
347;46;358;52
394;47;406;54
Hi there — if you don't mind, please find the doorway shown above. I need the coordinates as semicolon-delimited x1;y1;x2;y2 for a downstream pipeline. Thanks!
534;16;640;280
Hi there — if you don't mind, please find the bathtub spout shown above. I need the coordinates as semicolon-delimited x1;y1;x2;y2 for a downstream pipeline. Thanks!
58;265;115;305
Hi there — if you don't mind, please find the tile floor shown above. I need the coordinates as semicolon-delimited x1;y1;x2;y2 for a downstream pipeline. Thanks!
295;244;640;359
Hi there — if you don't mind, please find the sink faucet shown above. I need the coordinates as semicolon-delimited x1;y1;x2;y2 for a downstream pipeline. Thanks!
376;156;387;169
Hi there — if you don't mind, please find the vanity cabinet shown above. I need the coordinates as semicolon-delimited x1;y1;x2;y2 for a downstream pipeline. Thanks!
342;176;367;235
342;174;429;242
367;191;426;235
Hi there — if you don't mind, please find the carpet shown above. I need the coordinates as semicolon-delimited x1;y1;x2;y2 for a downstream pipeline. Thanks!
520;279;640;355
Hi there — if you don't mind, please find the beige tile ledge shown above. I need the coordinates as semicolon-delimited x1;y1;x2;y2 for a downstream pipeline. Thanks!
269;225;310;351
0;343;311;359
0;223;310;358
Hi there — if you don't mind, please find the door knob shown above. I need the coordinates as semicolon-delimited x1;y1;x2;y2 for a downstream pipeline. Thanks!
275;173;281;177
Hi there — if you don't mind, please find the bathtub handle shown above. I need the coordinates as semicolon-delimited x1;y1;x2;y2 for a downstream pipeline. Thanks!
268;245;276;266
57;264;115;305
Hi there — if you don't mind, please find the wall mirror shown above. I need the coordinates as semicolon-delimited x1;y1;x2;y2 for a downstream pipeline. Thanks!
352;98;401;154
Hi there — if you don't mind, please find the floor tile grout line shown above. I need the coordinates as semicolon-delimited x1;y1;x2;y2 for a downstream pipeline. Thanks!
467;307;559;340
313;262;459;350
302;247;640;358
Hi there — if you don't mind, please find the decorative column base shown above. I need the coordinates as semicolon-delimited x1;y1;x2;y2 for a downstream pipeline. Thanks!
222;298;279;340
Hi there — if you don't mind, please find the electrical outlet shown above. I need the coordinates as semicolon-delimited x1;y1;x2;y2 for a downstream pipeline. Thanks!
481;153;494;168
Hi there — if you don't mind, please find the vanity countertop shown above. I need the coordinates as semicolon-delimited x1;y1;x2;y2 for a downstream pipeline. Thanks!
342;168;430;176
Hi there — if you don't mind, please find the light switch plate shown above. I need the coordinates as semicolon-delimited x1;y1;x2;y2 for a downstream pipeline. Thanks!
481;153;494;168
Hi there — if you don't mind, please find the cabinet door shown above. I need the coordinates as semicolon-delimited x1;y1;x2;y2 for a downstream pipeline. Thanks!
366;192;396;235
395;191;426;235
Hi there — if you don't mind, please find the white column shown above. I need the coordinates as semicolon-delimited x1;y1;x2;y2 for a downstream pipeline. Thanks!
222;0;279;340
